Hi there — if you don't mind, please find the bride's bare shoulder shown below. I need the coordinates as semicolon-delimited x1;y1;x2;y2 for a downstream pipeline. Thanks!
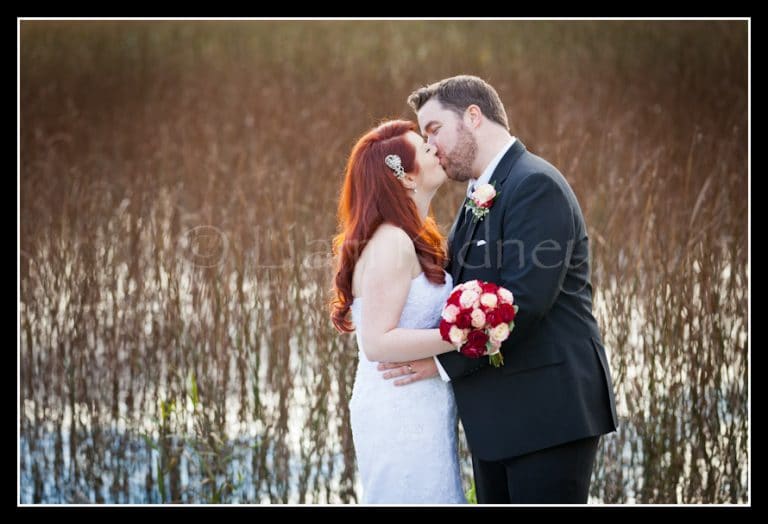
370;223;414;249
363;223;417;270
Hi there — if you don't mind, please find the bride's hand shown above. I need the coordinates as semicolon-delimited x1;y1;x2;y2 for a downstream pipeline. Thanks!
377;357;437;386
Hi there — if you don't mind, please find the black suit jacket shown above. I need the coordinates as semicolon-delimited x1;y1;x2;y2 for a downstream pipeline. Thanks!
440;140;618;461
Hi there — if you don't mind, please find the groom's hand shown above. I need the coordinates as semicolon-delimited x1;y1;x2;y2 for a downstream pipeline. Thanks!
377;357;437;386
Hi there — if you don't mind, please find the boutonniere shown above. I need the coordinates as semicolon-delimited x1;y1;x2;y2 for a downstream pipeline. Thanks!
465;182;497;222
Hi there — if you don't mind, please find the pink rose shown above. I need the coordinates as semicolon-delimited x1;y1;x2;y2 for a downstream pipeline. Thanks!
449;326;468;347
497;288;514;304
480;292;498;309
470;308;487;328
489;323;510;343
442;304;460;323
471;184;497;207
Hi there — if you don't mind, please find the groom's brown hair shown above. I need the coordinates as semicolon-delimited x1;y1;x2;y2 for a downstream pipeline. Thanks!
407;75;509;131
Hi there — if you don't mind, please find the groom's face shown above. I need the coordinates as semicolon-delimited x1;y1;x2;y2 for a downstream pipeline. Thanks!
417;99;477;183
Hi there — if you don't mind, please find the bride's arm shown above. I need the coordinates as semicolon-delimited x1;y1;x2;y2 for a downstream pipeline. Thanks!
358;225;455;363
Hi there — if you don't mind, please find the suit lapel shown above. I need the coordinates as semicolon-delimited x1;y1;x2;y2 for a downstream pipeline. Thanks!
447;197;468;249
454;207;479;283
462;203;480;250
448;198;468;283
453;140;527;283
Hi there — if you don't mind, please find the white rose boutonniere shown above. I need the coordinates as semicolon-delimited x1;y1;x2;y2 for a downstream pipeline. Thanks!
465;183;497;222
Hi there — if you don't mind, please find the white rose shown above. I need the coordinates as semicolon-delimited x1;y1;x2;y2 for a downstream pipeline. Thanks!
470;308;486;328
497;288;514;304
480;293;498;308
459;290;480;309
487;339;502;355
442;304;460;323
465;280;483;294
472;184;496;205
489;323;510;342
449;326;468;347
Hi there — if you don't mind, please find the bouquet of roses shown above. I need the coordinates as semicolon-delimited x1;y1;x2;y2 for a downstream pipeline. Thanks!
439;280;518;367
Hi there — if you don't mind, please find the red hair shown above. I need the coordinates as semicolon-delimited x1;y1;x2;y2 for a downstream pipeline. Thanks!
331;120;447;333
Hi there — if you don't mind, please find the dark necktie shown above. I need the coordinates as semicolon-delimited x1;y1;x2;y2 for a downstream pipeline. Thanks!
463;194;473;225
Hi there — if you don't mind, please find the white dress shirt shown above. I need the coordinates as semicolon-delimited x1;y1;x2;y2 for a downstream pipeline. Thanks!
435;137;517;382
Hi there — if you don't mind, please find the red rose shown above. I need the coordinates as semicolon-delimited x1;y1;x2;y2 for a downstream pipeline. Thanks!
499;303;516;323
461;330;489;359
447;290;462;307
466;329;489;346
461;344;487;359
439;319;452;341
485;309;501;327
481;281;499;294
455;311;473;329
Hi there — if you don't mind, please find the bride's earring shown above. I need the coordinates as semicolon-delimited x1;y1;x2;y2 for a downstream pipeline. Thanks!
413;188;418;194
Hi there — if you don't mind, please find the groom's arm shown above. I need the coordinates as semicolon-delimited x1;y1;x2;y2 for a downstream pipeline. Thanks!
437;173;574;380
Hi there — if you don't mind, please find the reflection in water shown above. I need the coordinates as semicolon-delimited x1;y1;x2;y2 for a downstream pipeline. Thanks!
20;414;349;503
19;239;748;503
20;232;363;503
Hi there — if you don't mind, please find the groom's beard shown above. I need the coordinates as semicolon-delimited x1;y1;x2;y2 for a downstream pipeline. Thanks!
441;122;478;183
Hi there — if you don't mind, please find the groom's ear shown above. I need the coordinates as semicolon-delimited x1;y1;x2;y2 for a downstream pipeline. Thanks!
464;105;483;129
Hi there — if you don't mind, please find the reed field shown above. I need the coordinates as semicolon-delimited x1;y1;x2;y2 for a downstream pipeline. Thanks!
19;20;748;504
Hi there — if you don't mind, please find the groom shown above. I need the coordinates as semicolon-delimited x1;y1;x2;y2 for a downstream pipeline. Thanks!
381;75;617;503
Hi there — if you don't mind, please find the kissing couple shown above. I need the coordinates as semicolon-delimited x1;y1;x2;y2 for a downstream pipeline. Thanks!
331;75;618;504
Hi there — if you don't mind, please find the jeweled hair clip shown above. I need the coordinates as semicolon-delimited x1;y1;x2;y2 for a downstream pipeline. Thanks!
384;154;406;180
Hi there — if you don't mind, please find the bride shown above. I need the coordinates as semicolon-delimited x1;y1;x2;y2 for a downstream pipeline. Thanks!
331;120;466;504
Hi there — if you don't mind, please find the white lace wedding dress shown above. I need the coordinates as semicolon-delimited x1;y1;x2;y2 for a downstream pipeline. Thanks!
349;271;466;504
